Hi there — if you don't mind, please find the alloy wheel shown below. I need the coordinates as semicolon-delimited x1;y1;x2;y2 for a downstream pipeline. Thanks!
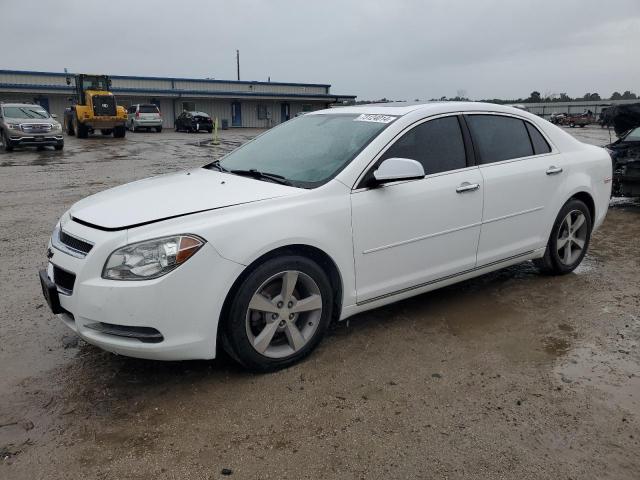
245;270;323;358
556;209;588;265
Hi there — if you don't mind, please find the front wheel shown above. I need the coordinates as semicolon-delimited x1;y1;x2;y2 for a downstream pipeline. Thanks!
113;126;126;138
1;131;14;152
221;256;334;372
534;199;592;275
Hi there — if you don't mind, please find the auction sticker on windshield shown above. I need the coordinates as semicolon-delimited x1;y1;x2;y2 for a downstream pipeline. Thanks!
353;114;397;123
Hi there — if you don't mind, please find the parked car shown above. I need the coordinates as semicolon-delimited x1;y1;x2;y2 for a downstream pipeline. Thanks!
40;102;611;371
175;111;213;133
0;102;64;151
561;113;592;128
127;104;162;132
606;125;640;197
549;113;566;125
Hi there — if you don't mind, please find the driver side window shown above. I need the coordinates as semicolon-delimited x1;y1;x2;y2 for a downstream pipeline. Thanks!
380;116;467;175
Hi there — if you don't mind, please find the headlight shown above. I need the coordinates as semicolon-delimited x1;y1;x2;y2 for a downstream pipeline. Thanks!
53;123;62;130
102;235;205;280
7;123;19;130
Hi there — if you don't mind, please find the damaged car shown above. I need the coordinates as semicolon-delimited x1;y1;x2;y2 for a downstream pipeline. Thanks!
606;125;640;197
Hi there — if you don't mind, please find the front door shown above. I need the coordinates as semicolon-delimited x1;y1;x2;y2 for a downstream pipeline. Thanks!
280;103;290;123
351;115;484;303
231;101;242;127
465;114;565;265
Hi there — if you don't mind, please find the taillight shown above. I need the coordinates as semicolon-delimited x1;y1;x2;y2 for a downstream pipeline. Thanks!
158;111;162;117
135;112;140;118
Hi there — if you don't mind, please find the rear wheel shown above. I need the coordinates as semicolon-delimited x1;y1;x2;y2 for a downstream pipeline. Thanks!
156;126;163;133
222;255;334;372
113;125;126;138
534;199;592;275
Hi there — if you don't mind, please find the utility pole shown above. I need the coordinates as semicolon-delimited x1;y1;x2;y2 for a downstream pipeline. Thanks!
236;50;240;81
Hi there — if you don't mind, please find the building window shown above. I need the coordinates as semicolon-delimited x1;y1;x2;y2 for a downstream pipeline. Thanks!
257;104;271;120
182;101;195;112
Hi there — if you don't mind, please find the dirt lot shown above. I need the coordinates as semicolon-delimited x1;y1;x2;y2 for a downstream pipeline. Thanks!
0;126;638;479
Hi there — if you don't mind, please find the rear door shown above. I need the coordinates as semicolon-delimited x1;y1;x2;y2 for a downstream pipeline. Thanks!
465;114;565;265
351;115;484;303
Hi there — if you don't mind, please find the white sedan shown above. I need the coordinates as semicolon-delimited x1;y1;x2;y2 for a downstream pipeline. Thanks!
40;102;612;370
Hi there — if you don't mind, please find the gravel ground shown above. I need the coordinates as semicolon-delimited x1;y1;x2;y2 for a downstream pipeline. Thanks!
0;125;638;479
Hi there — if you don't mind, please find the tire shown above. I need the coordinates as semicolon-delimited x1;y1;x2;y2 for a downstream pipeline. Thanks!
534;198;592;275
569;122;575;128
113;126;126;138
54;143;64;151
156;126;163;133
100;129;113;136
221;255;334;372
2;131;14;152
75;115;88;138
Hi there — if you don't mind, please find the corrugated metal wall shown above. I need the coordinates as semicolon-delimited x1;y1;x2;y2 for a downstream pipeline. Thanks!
0;91;327;129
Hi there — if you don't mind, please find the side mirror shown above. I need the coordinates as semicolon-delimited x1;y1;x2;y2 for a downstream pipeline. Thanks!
51;114;58;119
372;158;425;185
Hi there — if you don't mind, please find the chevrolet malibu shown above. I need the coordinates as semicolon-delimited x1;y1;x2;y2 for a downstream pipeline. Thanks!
40;102;612;371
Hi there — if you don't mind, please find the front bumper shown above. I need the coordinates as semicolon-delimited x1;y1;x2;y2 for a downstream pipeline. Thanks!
42;219;244;360
9;134;63;146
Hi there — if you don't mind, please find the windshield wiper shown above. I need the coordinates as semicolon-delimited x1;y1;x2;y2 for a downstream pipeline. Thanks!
230;169;292;186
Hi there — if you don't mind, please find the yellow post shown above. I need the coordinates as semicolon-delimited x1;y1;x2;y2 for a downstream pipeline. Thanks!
212;117;220;145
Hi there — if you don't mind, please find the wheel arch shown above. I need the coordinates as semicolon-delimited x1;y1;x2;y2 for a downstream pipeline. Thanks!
570;190;595;223
218;244;344;340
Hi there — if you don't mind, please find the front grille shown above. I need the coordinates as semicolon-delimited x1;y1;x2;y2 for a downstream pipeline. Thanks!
21;123;52;133
93;95;117;116
53;265;76;294
60;230;93;255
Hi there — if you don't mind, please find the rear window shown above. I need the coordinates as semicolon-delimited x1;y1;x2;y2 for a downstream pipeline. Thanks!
139;105;159;113
525;122;551;154
192;112;210;117
466;115;534;163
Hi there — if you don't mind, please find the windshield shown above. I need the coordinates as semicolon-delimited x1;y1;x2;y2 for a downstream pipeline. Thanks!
2;105;50;119
139;105;159;113
82;76;109;91
212;113;393;188
623;126;640;142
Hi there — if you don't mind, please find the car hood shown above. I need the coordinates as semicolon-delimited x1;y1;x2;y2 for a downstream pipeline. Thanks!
69;168;300;230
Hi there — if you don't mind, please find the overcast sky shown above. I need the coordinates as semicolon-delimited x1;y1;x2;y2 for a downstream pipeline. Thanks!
2;0;639;100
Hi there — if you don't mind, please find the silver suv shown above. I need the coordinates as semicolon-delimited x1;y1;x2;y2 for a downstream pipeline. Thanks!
127;104;163;132
0;102;64;151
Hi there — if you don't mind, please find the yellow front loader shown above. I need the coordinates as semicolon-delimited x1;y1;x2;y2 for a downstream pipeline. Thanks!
63;74;127;138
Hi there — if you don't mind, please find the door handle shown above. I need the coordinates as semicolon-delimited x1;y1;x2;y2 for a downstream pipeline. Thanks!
546;166;563;175
456;182;480;193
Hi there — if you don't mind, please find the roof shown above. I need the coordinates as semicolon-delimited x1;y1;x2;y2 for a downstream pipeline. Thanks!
316;101;531;116
0;69;331;89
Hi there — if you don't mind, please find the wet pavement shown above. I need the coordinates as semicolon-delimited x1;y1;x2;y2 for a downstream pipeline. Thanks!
0;126;638;479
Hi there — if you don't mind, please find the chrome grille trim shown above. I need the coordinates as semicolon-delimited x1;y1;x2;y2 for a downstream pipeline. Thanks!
51;225;94;259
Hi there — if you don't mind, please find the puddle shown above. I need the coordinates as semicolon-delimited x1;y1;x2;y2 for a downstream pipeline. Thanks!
555;341;639;413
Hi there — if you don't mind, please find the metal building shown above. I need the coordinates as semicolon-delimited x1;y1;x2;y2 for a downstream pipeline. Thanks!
0;70;356;128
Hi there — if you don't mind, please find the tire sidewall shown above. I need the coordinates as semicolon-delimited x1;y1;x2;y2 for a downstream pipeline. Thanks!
548;199;592;273
224;255;334;371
